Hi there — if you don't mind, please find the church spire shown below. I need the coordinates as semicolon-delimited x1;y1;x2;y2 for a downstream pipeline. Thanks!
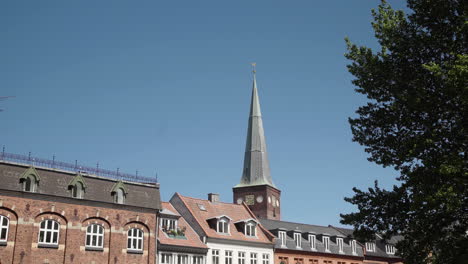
236;64;276;188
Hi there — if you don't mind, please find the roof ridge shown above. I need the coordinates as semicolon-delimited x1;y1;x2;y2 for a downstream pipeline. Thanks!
261;218;333;229
179;194;244;207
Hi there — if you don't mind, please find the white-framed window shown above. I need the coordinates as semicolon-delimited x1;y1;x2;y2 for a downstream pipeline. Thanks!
351;240;357;255
177;255;188;264
161;218;177;231
337;238;344;253
85;224;104;249
193;256;203;264
212;250;219;264
250;253;257;264
245;222;256;237
23;175;37;192
323;236;330;252
161;253;173;264
238;252;246;264
0;215;9;242
262;254;270;264
294;232;301;248
71;182;84;199
366;242;376;252
279;231;286;246
127;228;143;251
386;244;396;254
309;234;316;250
114;188;125;204
225;251;233;264
217;219;229;234
38;219;60;246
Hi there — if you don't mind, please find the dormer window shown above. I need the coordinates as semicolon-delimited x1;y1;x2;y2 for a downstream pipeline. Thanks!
337;238;344;253
71;182;84;199
351;240;357;255
161;218;177;231
294;233;301;248
366;242;376;252
386;244;396;254
217;218;229;234
245;221;256;237
278;231;286;246
323;236;330;252
114;188;125;204
309;234;316;250
23;174;38;192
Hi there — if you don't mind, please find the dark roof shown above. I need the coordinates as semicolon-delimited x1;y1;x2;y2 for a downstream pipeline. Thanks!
260;219;364;258
0;161;161;210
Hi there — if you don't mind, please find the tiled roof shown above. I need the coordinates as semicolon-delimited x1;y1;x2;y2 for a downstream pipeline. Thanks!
175;193;274;245
260;219;364;258
158;202;208;250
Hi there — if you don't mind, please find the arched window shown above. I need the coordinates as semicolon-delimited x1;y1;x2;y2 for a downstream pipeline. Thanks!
0;215;9;242
114;188;125;204
23;174;37;192
245;222;256;237
38;219;60;246
127;228;143;251
71;182;84;199
85;224;104;249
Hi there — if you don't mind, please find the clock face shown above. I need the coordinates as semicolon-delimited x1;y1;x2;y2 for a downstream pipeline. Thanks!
245;195;255;205
256;195;264;203
237;198;243;204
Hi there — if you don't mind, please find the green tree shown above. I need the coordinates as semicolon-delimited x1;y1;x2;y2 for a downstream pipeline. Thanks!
340;1;467;263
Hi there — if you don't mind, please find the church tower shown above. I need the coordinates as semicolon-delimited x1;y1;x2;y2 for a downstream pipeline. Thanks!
233;66;281;220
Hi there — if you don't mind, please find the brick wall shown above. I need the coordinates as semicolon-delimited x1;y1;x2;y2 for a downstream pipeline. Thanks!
274;249;364;264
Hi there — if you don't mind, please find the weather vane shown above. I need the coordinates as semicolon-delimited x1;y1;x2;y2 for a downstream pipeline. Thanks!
251;62;256;74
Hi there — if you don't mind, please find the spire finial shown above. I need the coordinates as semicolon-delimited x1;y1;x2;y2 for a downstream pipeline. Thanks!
251;62;256;75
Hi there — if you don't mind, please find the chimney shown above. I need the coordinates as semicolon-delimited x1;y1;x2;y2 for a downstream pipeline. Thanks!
208;193;220;203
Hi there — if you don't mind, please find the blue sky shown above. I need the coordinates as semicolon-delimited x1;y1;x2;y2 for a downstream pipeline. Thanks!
1;0;408;226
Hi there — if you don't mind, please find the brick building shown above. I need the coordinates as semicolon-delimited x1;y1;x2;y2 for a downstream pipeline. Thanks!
0;158;161;264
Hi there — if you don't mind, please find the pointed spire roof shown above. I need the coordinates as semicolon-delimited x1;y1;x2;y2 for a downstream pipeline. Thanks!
235;67;276;188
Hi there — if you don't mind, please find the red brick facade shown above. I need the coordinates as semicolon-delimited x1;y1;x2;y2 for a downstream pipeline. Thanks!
233;185;281;220
274;249;364;264
0;191;157;264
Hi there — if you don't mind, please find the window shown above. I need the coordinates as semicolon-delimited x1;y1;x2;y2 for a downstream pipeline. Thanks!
294;233;301;248
225;251;233;264
114;188;125;204
337;238;344;253
308;234;316;250
238;252;246;264
250;253;257;264
278;257;288;264
0;215;9;242
351;240;357;255
386;244;396;254
23;175;37;192
323;236;330;252
323;261;333;264
279;231;286;246
38;220;60;246
293;258;303;264
71;182;84;199
193;256;203;264
366;242;376;252
127;228;143;251
177;255;188;264
217;219;229;234
337;262;346;264
161;218;177;231
212;250;219;264
309;260;318;264
262;254;269;264
246;222;256;237
161;253;173;264
85;224;104;249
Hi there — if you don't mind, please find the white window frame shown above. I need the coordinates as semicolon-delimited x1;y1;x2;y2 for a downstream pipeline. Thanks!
225;250;233;264
114;188;125;204
262;254;270;264
337;238;344;253
238;252;246;264
38;219;60;246
212;249;219;264
386;244;396;254
23;175;37;192
0;215;9;242
366;242;376;252
217;219;229;234
85;224;104;249
177;255;188;264
351;240;357;255
161;218;178;231
294;233;302;248
279;231;286;246
309;234;316;250
250;253;257;264
71;182;84;199
161;253;173;264
245;222;256;237
127;228;143;251
323;236;330;252
193;256;204;264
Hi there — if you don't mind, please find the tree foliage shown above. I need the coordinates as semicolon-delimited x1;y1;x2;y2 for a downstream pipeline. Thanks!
341;0;467;263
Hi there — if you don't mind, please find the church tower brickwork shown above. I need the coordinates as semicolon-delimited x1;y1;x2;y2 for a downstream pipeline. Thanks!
233;68;281;220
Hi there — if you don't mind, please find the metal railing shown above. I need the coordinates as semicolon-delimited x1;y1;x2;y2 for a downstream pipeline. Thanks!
0;150;157;184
